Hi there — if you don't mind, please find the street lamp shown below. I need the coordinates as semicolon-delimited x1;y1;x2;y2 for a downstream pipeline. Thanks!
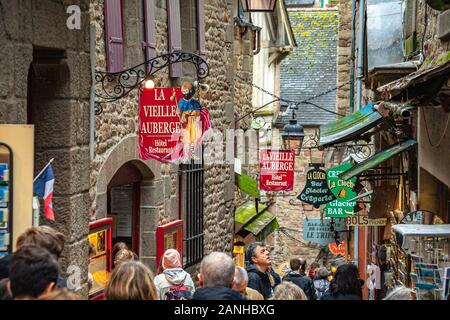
242;0;278;12
282;109;305;155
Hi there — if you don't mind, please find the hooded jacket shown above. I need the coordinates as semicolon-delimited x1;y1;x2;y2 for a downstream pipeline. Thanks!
282;271;317;300
246;264;274;300
192;285;244;300
153;268;195;300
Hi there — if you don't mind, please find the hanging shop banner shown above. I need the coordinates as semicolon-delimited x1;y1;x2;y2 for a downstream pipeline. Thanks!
298;164;336;208
259;150;295;191
345;215;387;226
325;163;358;218
303;218;347;245
138;83;211;163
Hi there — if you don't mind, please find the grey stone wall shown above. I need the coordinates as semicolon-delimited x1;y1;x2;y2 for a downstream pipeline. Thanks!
336;0;352;116
0;0;91;295
416;1;450;60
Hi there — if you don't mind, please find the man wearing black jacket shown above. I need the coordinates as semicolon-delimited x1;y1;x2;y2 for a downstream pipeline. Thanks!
245;242;280;299
192;252;244;300
282;258;317;300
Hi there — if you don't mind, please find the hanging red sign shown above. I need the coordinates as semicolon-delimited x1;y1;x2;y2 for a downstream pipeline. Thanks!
138;83;211;163
259;150;295;191
138;87;184;162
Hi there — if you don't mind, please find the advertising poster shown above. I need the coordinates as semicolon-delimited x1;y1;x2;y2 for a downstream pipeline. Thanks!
259;150;295;191
325;163;358;218
156;220;183;270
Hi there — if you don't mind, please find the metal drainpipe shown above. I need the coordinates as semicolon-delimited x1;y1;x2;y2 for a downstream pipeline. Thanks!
355;0;365;112
89;25;96;161
349;0;357;113
354;0;366;268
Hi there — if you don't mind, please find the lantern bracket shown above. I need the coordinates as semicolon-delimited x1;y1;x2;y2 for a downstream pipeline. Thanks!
94;51;209;115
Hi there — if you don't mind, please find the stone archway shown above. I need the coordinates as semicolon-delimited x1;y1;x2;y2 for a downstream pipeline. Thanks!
94;135;165;269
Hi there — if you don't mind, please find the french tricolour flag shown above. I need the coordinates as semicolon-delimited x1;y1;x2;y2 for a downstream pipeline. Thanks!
33;162;55;221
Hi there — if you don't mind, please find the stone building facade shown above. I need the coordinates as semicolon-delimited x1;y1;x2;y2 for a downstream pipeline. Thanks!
90;0;255;281
0;0;92;294
0;0;257;296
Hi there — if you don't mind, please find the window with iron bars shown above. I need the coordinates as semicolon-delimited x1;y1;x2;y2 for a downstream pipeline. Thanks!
179;158;204;268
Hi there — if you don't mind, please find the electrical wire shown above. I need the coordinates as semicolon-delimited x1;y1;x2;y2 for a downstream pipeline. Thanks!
235;73;348;117
421;107;450;148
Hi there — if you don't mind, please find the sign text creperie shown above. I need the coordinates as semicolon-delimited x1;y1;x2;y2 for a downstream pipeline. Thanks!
345;216;387;226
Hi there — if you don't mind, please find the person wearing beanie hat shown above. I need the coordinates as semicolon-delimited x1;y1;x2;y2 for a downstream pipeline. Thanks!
153;249;195;300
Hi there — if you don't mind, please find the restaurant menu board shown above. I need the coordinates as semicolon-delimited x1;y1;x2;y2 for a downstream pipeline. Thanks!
111;187;133;238
156;220;183;270
88;218;112;300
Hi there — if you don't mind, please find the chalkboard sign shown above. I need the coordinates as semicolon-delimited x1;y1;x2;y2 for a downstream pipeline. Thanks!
298;164;335;209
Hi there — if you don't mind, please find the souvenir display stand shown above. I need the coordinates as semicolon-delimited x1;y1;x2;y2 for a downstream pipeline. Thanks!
393;224;450;300
88;218;113;300
0;143;12;259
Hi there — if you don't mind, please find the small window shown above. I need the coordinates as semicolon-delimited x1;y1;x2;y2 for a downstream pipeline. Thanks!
367;0;404;70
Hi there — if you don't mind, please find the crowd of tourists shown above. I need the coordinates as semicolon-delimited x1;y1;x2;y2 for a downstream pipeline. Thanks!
0;228;417;300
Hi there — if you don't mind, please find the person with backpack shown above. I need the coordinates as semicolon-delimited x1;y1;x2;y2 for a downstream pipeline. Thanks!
313;267;331;299
282;258;317;300
153;249;195;300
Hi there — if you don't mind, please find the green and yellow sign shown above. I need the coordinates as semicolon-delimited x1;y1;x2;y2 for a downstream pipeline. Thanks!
325;163;357;218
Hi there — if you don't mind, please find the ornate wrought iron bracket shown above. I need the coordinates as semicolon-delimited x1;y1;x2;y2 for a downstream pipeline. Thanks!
94;51;209;115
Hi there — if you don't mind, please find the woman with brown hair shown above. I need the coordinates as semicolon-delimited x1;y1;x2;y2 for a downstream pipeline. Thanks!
105;261;158;300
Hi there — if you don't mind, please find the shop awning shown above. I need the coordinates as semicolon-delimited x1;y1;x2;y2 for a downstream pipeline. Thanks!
235;201;279;241
243;210;280;241
235;173;260;198
393;224;450;237
235;201;268;229
393;224;450;249
319;103;383;147
339;139;417;181
377;58;450;99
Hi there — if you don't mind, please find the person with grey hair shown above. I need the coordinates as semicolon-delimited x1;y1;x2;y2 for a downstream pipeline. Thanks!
232;266;264;300
383;286;416;300
246;242;280;299
192;252;244;300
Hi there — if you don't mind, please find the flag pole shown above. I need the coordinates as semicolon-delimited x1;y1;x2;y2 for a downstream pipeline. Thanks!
33;158;55;183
